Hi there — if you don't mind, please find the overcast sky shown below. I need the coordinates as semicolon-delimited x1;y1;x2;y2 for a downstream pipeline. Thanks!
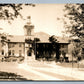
0;4;66;36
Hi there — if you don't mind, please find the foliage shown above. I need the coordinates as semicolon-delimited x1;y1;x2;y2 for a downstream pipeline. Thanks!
25;38;40;44
0;71;28;81
63;4;84;39
49;35;58;43
32;37;40;51
0;4;35;22
1;36;6;40
49;35;59;51
0;35;7;45
49;35;59;59
25;38;33;43
58;4;84;58
0;4;22;20
33;38;40;42
0;33;11;45
72;42;81;58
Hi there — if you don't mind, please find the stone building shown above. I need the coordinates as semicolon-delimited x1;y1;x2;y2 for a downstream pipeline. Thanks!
0;16;70;62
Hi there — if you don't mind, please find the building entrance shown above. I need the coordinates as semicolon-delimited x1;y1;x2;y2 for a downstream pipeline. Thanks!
27;48;32;56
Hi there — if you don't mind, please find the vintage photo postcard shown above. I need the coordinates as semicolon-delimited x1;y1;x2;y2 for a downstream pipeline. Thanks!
0;4;84;81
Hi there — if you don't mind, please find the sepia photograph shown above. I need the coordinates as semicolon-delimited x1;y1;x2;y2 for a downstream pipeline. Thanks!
0;4;84;81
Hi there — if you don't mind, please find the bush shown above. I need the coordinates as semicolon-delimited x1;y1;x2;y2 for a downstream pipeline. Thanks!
64;57;69;62
0;71;28;81
3;56;24;62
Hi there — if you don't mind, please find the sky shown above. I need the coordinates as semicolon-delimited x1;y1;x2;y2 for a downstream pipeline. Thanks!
0;0;84;3
0;4;66;36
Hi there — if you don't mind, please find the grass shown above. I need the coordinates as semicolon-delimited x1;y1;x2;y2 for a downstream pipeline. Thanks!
0;71;29;81
56;62;84;69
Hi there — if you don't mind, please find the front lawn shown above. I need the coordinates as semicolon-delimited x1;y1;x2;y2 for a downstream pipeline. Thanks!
56;62;84;68
0;71;30;81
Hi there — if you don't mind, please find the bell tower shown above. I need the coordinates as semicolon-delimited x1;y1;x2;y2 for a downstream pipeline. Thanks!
24;16;35;63
24;16;34;39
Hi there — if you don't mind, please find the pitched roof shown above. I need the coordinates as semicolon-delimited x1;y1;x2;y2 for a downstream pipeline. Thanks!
7;32;69;43
7;35;25;42
34;32;50;42
54;36;69;43
8;32;50;43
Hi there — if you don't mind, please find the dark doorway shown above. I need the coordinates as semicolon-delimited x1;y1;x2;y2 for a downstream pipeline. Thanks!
27;50;32;56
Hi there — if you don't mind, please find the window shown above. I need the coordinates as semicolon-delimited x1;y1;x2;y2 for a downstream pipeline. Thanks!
2;44;4;47
27;50;31;56
61;45;64;48
9;44;11;48
19;50;22;56
46;44;48;48
12;44;14;47
43;44;45;48
27;29;31;36
19;43;22;47
2;50;4;55
43;51;45;55
9;43;14;48
12;50;14;56
8;50;11;56
62;45;64;48
37;44;39;48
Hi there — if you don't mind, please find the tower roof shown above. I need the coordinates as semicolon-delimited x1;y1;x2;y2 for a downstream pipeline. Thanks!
24;16;34;29
27;16;31;25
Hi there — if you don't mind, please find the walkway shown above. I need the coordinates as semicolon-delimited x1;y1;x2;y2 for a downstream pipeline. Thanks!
0;61;84;80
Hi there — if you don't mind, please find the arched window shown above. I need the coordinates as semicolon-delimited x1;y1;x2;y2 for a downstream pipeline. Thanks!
19;43;22;47
2;50;4;55
8;50;11;56
19;50;22;56
27;50;31;56
12;50;14;56
27;29;31;36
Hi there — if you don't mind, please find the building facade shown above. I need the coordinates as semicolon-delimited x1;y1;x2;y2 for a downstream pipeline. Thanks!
36;42;69;61
8;42;25;57
0;16;70;62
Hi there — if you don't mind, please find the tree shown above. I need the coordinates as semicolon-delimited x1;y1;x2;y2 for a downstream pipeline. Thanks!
71;39;81;57
60;4;84;59
49;35;58;54
63;4;84;39
49;35;59;60
25;38;33;43
1;34;7;44
0;4;35;22
49;35;58;43
49;35;59;50
33;38;40;43
0;33;9;57
32;37;40;51
25;37;40;54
